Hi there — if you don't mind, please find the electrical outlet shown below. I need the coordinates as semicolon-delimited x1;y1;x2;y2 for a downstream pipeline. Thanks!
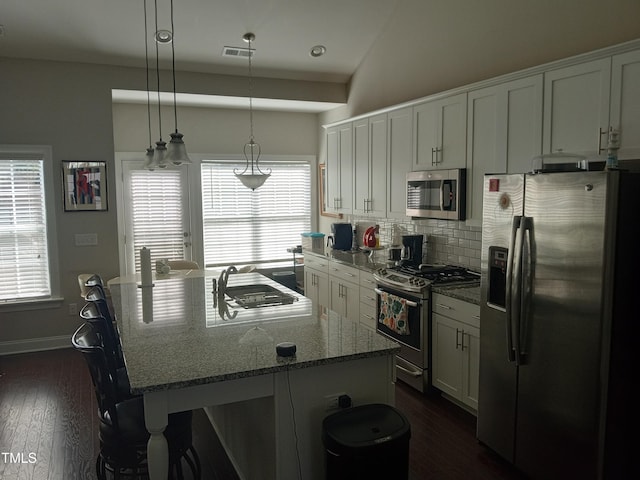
324;392;347;410
68;303;78;316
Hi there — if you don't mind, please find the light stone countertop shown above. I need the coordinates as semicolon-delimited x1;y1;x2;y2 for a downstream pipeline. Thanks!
432;284;481;305
108;271;399;394
305;248;481;305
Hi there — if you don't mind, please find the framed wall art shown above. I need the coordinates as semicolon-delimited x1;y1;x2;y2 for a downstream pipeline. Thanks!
62;161;108;211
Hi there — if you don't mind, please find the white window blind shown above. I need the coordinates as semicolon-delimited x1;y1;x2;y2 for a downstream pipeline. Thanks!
0;155;51;301
127;169;186;271
201;161;311;267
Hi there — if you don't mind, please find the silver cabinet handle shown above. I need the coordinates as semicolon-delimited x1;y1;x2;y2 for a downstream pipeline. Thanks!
437;303;452;310
456;328;462;349
362;314;375;320
472;314;480;320
461;330;467;351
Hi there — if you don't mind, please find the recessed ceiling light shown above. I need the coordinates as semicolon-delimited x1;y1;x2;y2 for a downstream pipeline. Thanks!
155;29;173;44
310;45;326;58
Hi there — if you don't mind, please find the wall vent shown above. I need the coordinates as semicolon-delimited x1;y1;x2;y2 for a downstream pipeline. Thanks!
222;46;254;58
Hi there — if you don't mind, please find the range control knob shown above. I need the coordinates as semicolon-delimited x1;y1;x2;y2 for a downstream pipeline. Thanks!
417;279;426;287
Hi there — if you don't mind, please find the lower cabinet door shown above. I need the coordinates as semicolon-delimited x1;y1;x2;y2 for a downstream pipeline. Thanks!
432;312;463;399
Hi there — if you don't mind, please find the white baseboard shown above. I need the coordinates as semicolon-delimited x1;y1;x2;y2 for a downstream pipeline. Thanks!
0;335;72;356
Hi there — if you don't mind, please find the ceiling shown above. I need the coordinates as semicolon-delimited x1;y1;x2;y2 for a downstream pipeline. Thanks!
0;0;401;84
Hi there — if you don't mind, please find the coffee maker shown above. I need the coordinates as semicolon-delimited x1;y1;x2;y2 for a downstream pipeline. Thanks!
400;234;423;266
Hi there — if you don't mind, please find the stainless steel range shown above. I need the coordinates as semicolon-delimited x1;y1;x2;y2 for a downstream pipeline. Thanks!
373;264;479;392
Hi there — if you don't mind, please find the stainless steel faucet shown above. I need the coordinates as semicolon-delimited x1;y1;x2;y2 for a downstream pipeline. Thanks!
218;265;238;295
217;266;238;319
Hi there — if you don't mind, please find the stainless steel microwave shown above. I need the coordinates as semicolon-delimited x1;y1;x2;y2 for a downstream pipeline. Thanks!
406;168;466;220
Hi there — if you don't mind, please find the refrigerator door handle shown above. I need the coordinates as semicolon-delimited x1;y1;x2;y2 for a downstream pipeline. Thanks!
511;216;528;367
505;215;522;362
518;216;534;364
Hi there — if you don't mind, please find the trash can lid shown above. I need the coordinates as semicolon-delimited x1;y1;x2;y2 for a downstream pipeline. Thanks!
322;404;410;452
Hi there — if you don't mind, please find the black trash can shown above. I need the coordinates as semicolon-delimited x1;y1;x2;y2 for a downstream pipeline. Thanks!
322;403;411;480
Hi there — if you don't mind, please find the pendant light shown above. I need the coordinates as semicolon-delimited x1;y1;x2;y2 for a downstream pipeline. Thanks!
235;33;271;190
151;0;167;168
142;0;156;171
165;0;191;165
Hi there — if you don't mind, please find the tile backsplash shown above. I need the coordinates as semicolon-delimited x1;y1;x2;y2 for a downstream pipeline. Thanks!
349;216;481;272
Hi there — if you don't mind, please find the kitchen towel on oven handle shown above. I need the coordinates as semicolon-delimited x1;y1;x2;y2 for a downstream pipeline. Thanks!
378;291;410;335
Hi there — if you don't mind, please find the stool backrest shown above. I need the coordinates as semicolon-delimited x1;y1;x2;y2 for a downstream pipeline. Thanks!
72;323;120;427
79;301;123;377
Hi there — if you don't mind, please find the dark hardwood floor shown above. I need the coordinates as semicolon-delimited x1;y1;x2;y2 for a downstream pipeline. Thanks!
0;348;525;480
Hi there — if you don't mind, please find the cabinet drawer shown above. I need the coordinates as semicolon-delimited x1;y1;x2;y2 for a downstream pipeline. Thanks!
304;253;329;273
359;271;377;289
432;293;480;327
360;287;377;307
359;302;377;330
329;262;360;284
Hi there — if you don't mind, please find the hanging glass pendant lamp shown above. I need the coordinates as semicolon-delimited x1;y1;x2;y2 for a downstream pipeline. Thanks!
165;0;191;165
235;33;271;190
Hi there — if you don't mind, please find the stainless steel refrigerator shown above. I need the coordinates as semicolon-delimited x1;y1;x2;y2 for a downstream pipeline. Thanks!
477;170;638;480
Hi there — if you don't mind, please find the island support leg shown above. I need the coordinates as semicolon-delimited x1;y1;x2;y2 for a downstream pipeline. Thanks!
144;393;169;480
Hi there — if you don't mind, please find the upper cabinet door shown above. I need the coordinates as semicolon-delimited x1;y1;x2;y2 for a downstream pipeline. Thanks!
387;107;413;219
325;123;353;214
325;126;340;214
337;123;354;214
368;114;388;217
414;93;467;170
465;75;543;226
353;118;370;216
610;49;640;160
543;58;611;157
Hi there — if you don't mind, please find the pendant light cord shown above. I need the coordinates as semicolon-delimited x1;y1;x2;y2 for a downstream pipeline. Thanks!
170;0;178;133
247;35;255;144
144;0;152;148
154;0;162;141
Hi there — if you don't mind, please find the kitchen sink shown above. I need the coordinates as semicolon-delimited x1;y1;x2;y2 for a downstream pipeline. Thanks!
225;284;298;309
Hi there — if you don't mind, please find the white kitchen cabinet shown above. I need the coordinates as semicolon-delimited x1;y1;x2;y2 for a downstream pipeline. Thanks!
466;75;543;225
358;271;378;330
328;262;360;321
610;49;640;160
304;254;330;307
432;293;480;412
325;123;353;214
543;58;611;157
330;277;359;321
414;93;467;171
353;114;387;216
386;107;413;219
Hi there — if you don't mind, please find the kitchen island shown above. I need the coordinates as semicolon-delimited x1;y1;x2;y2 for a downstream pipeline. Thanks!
108;270;399;480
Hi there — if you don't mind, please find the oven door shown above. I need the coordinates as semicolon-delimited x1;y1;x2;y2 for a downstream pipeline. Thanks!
375;285;426;368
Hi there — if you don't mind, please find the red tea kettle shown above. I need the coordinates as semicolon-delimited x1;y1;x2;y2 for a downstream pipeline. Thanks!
363;226;376;248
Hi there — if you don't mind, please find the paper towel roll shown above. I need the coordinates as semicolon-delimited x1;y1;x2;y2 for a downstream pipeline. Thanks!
140;247;152;286
142;284;153;323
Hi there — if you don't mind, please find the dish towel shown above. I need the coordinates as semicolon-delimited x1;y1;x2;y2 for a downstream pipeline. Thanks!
378;292;410;335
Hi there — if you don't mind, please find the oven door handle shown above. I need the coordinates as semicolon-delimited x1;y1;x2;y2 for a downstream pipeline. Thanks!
374;288;419;308
396;364;422;377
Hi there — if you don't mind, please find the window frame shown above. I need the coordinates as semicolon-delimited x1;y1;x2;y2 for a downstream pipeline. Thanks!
0;145;61;311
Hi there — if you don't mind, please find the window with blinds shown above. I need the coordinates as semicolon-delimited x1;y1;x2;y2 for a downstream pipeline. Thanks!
126;168;187;272
201;161;311;267
0;153;52;301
